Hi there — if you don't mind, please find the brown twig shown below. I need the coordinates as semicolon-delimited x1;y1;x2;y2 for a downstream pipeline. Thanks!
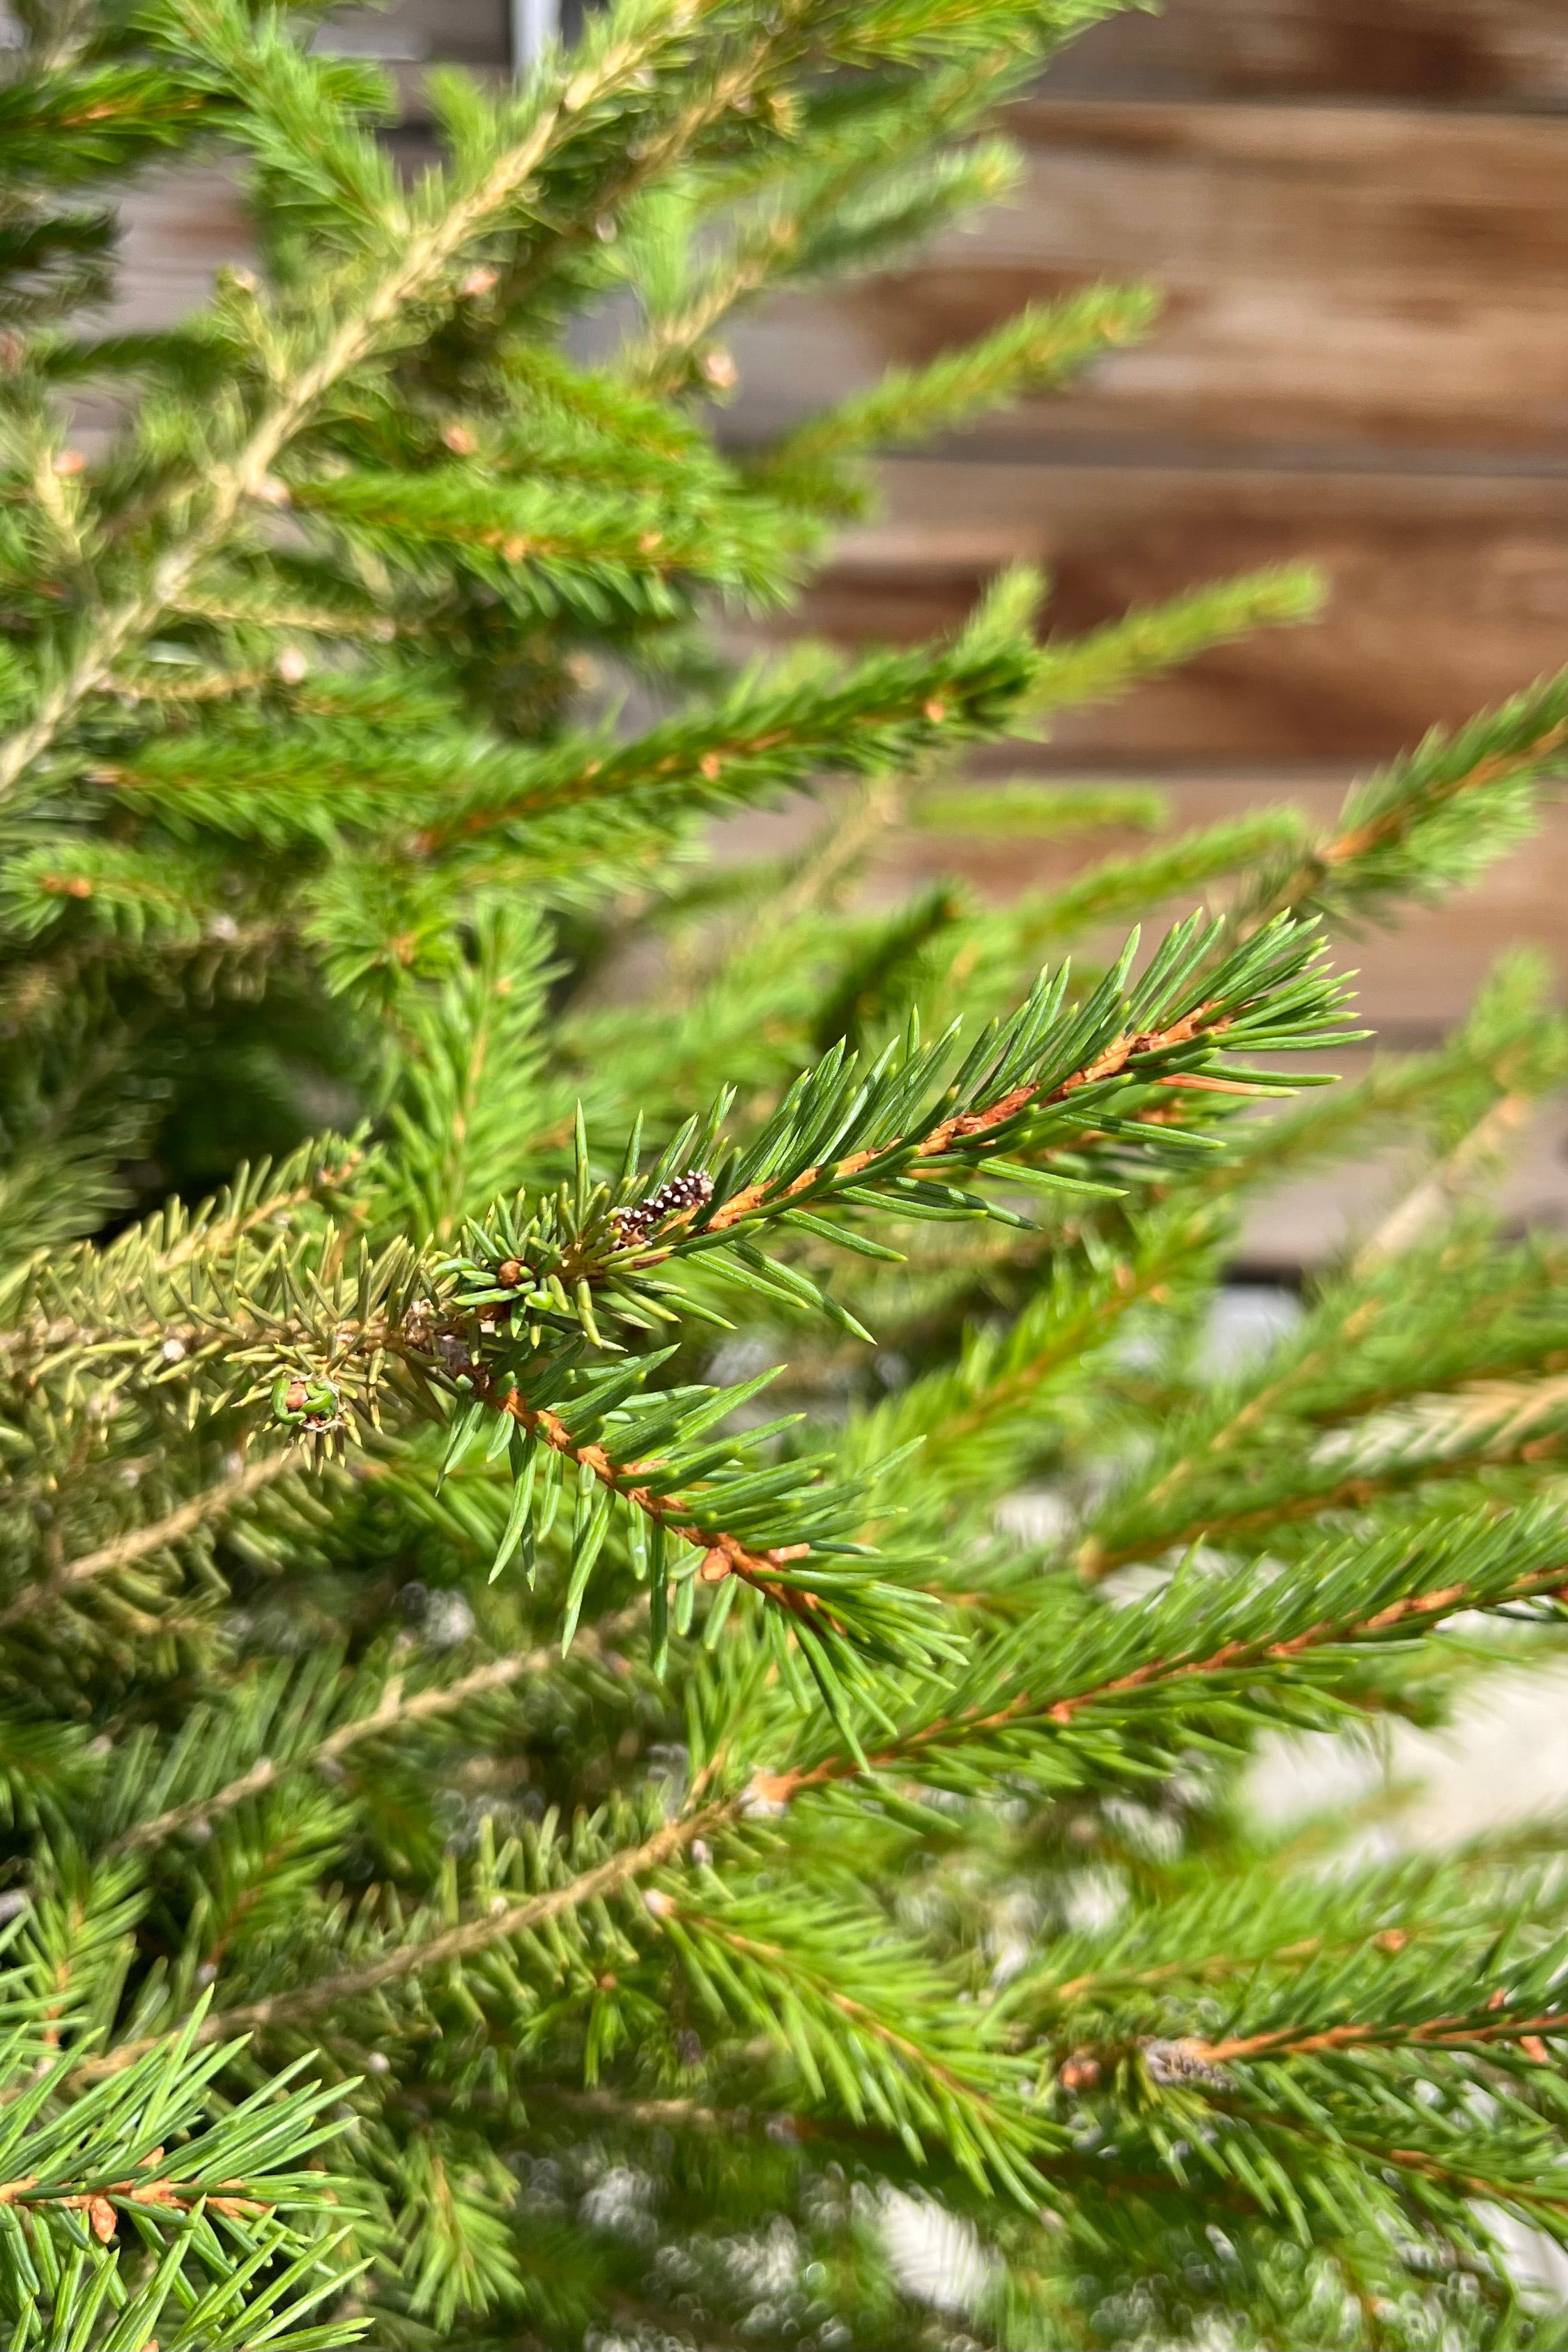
486;1383;824;1616
1235;719;1568;939
1176;2005;1568;2068
0;1454;295;1633
744;1551;1568;1812
113;1604;647;1855
1077;1409;1568;1581
0;2162;266;2242
702;1004;1221;1238
75;1798;737;2083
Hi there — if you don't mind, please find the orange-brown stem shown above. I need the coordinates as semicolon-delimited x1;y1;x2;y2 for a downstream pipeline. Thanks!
746;1555;1568;1809
488;1383;827;1624
704;1006;1221;1237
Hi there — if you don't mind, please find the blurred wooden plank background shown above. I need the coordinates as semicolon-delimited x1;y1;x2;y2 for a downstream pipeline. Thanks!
104;0;1568;1250
1045;0;1568;104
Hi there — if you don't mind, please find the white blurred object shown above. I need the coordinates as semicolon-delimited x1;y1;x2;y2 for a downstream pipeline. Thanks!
994;1489;1073;1548
512;0;558;63
1251;1661;1568;1850
421;1590;475;1650
1199;1284;1302;1377
878;2189;997;2318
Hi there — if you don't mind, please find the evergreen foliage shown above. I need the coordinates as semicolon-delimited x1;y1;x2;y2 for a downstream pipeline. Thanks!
1;1;1567;2344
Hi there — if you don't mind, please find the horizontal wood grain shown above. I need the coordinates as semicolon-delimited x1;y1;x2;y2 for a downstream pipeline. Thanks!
775;459;1568;764
317;0;1568;103
109;169;250;336
1045;0;1568;107
724;100;1568;466
871;769;1568;1034
105;100;1568;470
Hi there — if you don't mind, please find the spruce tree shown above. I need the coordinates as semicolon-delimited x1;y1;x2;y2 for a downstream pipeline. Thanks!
1;1;1567;2344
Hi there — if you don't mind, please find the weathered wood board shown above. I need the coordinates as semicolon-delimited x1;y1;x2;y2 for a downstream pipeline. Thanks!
1045;0;1568;107
724;101;1568;465
109;169;250;337
777;459;1568;762
318;0;1568;103
869;771;1568;1038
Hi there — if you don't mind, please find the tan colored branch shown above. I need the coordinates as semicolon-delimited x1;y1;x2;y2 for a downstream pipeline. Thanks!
1077;1404;1568;1581
0;1454;294;1633
1353;1090;1534;1273
116;1603;645;1854
0;2165;264;2241
77;1798;735;2081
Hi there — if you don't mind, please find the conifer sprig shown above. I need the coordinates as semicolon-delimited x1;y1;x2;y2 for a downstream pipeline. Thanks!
5;0;1568;2340
426;912;1346;1365
1233;669;1568;935
729;1501;1568;1808
0;1954;365;2349
0;0;712;805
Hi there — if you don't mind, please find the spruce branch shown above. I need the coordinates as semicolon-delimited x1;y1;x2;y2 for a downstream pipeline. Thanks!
456;0;829;326
112;1604;645;1857
843;1200;1226;1520
1006;809;1308;952
84;598;1041;865
0;1972;366;2348
1160;2006;1568;2070
617;47;1036;399
1218;2104;1568;2236
414;604;1046;852
650;911;1349;1252
739;1503;1568;1809
750;286;1157;505
1015;1866;1546;2020
1231;669;1568;937
654;1889;1046;2196
1075;1237;1568;1576
7;4;1568;2338
441;1353;950;1694
84;1799;737;2077
0;1452;294;1634
0;0;699;807
6;1138;367;1381
1192;949;1568;1212
1026;565;1323;722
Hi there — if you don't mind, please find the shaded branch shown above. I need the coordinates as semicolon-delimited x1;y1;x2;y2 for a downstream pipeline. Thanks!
0;1453;295;1633
79;1797;737;2080
113;1602;646;1854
